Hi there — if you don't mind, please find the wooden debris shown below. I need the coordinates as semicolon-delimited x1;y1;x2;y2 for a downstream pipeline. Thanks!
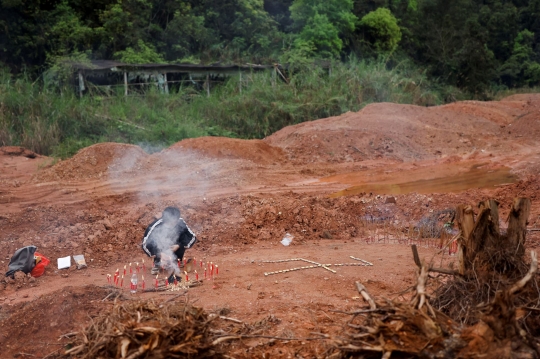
355;281;376;310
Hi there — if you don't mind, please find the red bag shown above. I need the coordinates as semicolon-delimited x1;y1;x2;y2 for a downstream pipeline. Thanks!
30;252;50;277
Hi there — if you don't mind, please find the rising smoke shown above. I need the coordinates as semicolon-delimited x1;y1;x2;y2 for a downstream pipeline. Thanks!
107;142;222;271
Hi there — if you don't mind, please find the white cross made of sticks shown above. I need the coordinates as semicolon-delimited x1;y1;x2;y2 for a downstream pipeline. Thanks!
262;256;373;276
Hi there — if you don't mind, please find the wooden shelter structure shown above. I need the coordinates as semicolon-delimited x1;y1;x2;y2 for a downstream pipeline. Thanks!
71;60;288;97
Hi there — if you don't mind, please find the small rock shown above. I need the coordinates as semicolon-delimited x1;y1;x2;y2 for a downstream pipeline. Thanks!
385;196;397;204
321;230;333;239
22;294;29;298
103;218;113;230
29;277;36;283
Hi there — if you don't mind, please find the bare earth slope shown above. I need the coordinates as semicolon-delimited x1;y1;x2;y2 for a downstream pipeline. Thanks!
1;95;540;357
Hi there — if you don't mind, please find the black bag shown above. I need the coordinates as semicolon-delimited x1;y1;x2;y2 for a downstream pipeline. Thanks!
5;245;37;278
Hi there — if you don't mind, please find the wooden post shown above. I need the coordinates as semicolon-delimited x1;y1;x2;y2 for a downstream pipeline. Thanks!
506;198;531;257
239;71;242;94
78;70;84;98
206;74;210;97
124;71;128;96
456;204;475;274
164;73;169;94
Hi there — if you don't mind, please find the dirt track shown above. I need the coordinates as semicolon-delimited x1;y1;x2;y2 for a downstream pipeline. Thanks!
1;94;540;357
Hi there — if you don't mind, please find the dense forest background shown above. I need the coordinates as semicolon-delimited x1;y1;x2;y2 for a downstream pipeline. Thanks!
2;0;540;92
1;0;539;157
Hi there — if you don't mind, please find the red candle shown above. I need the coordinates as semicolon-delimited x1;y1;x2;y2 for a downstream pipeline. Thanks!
129;262;132;274
177;259;181;268
193;258;197;266
200;261;203;269
174;276;178;285
155;275;158;288
142;259;146;271
142;275;145;290
114;269;119;282
204;269;207;279
210;262;214;276
195;270;199;281
120;275;124;287
215;265;219;276
123;265;126;276
184;271;189;282
136;262;139;273
165;279;169;288
107;274;110;284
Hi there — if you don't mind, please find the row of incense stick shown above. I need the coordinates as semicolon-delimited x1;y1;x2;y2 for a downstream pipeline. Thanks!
107;258;220;289
107;271;146;290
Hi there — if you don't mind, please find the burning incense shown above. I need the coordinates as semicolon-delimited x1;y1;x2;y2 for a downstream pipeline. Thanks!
129;262;132;274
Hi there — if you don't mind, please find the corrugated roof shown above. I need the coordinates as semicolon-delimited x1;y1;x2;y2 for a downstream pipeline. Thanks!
71;60;277;72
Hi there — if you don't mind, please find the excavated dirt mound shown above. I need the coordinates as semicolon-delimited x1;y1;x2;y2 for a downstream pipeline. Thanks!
265;94;540;165
167;137;286;165
0;286;110;358
33;143;148;182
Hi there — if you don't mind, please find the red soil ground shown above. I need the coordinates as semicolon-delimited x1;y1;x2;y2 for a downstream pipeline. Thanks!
1;94;540;358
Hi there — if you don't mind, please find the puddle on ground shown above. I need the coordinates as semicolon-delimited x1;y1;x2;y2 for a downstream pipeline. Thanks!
328;165;518;197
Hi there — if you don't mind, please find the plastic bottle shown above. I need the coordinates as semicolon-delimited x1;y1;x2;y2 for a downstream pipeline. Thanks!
130;273;138;294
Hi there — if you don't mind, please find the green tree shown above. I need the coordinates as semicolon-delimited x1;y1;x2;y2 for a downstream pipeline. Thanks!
499;29;540;87
359;8;401;54
289;0;357;58
114;40;165;63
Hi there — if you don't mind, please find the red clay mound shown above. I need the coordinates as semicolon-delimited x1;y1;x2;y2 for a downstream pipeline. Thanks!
166;136;286;165
33;143;147;182
265;95;540;165
0;146;39;158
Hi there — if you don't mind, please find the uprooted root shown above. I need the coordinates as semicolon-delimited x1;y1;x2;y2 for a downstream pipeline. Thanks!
433;250;540;328
330;301;463;359
64;300;223;359
330;252;540;359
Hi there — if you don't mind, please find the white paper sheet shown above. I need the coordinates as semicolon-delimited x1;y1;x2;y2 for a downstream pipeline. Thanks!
57;256;71;269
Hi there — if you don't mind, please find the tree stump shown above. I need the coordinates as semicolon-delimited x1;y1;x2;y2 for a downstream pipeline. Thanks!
455;198;531;274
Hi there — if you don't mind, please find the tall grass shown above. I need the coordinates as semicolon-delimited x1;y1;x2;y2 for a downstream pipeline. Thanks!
0;59;464;158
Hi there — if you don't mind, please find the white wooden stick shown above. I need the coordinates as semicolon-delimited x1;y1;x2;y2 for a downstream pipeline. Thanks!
350;256;373;266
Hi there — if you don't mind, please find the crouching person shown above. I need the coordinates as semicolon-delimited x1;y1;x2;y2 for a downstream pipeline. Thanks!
141;206;197;276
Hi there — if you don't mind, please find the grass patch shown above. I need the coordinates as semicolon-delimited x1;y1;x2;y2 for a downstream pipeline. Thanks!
1;59;466;158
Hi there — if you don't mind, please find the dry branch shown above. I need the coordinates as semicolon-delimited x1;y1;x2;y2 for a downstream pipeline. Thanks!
355;281;376;310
